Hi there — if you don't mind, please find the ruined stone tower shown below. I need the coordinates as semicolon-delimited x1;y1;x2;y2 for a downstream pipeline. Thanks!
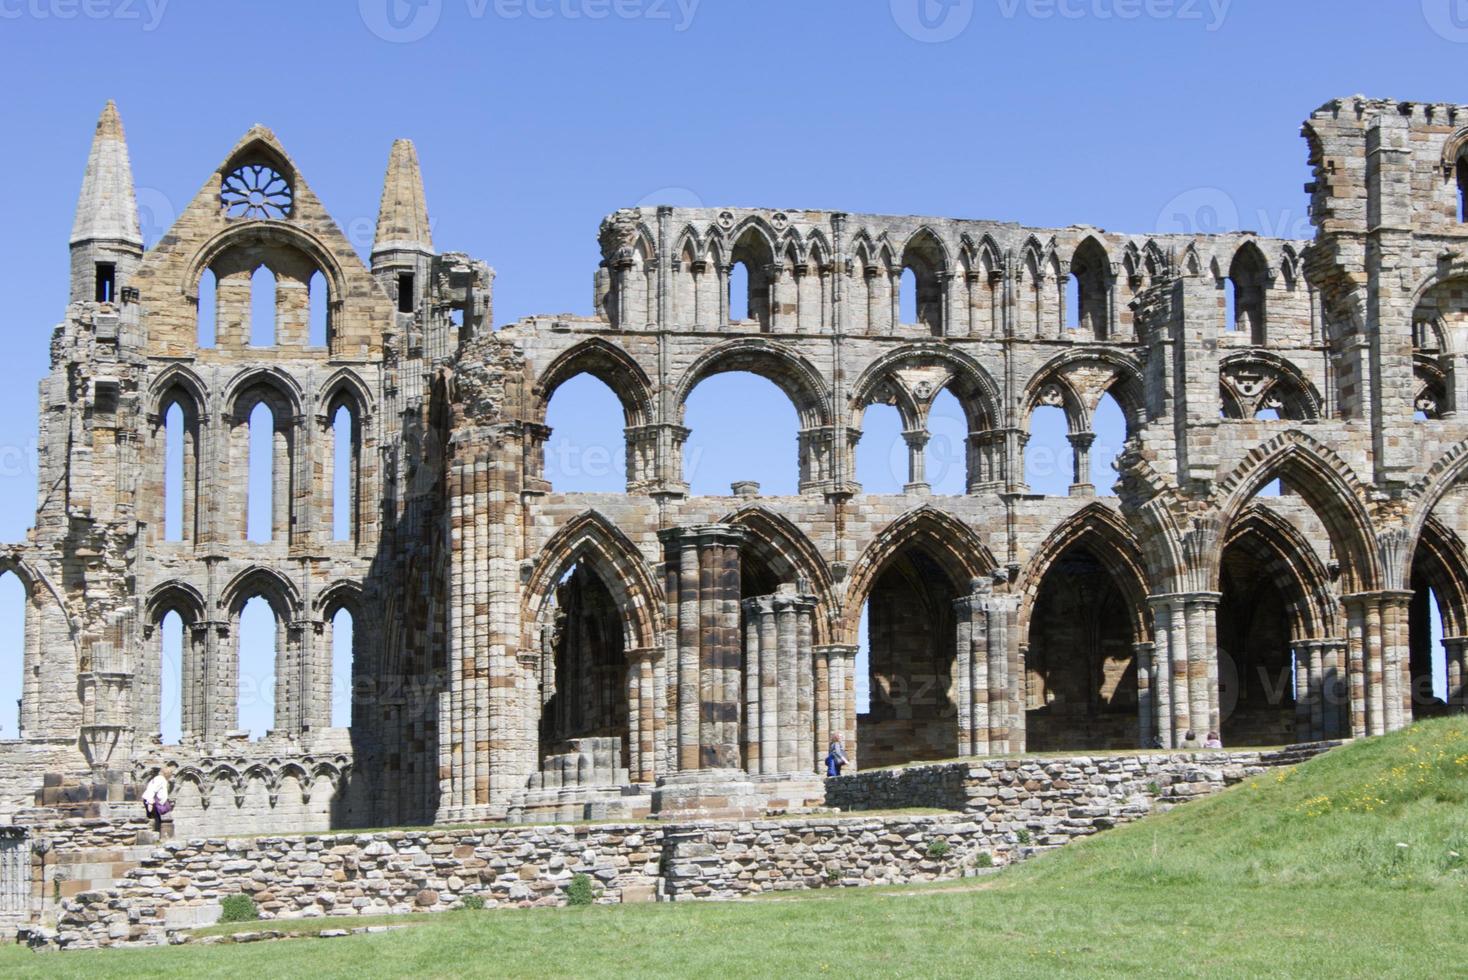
0;96;1465;835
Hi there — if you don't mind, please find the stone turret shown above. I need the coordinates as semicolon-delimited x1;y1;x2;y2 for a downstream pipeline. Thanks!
70;101;142;305
371;138;435;321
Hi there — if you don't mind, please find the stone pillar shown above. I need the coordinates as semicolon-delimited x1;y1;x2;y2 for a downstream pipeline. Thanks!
1067;431;1095;497
903;429;930;494
1147;592;1220;746
626;647;661;783
1292;639;1313;742
1444;636;1468;712
952;585;1017;757
965;429;1003;492
817;644;858;770
1322;639;1348;738
796;596;816;773
658;525;747;772
1135;641;1156;748
1343;591;1414;736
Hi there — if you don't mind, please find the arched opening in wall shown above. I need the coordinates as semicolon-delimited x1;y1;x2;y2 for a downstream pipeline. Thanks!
1217;527;1300;747
927;388;967;495
1069;239;1109;338
196;269;217;348
1407;523;1465;720
1090;392;1126;494
1065;271;1080;330
899;268;919;326
1457;155;1468;223
330;607;354;729
1227;244;1268;343
237;596;278;740
159;610;183;745
728;262;750;323
738;544;822;775
331;405;358;542
308;270;329;348
1025;404;1070;496
1026;544;1138;751
900;231;946;336
728;228;773;330
247;402;275;543
164;402;186;542
544;374;627;493
249;266;277;347
0;572;23;739
683;373;801;495
537;563;630;776
854;401;905;494
856;548;959;768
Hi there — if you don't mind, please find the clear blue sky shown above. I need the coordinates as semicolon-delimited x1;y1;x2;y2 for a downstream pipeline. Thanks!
0;0;1461;737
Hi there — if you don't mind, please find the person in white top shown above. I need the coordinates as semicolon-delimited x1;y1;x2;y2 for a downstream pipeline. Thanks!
142;763;176;832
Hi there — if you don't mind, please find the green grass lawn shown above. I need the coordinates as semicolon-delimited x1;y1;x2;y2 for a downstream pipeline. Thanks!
5;718;1465;978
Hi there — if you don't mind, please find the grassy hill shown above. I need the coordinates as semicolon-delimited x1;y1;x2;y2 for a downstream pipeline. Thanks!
5;719;1466;978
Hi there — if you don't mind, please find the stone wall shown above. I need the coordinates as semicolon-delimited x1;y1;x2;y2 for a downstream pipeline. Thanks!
824;744;1336;816
34;744;1336;949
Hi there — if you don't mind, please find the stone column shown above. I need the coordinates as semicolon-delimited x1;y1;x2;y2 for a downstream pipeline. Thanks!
796;595;816;773
1067;430;1095;497
952;585;1017;757
1292;639;1313;742
1322;639;1348;738
1342;591;1414;736
659;525;747;772
1444;636;1468;712
903;430;930;494
817;644;858;770
626;647;661;783
775;591;799;771
1135;641;1156;748
1147;592;1220;746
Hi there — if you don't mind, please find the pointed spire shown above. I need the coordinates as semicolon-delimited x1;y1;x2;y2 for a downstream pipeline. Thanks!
70;101;142;248
373;139;433;257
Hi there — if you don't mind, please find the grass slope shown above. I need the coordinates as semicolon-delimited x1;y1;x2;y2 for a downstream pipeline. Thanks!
5;718;1465;979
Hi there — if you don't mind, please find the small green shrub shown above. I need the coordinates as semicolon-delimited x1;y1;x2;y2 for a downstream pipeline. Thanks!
1014;828;1032;845
219;894;259;923
566;873;595;907
974;851;994;868
926;838;951;859
1146;781;1162;796
461;894;485;911
824;866;841;884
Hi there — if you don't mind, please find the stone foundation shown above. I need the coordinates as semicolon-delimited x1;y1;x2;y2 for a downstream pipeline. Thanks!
20;743;1336;950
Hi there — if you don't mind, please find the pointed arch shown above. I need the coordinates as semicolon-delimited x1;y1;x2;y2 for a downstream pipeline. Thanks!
842;507;999;641
1016;502;1151;643
521;511;665;651
1224;503;1341;640
223;365;305;419
532;337;655;428
724;504;835;644
849;343;1002;431
221;564;302;620
1212;431;1380;593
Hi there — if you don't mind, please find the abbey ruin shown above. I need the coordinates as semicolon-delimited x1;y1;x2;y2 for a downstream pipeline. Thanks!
0;95;1466;845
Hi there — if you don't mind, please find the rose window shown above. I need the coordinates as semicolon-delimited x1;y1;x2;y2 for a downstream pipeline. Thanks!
221;164;294;220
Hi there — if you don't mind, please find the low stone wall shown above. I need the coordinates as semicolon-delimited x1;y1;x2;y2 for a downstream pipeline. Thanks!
38;742;1342;950
824;744;1338;822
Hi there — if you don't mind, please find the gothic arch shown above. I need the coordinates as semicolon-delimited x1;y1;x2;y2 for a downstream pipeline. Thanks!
1223;503;1341;640
1412;515;1468;638
145;580;208;626
1218;351;1323;421
1016;503;1151;644
532;337;655;428
316;367;375;420
842;507;999;641
1212;432;1380;594
1025;348;1147;430
315;580;366;620
674;338;832;429
183;220;348;310
149;363;210;418
849;343;1001;431
223;366;305;419
220;565;302;620
521;510;665;651
724;504;835;643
